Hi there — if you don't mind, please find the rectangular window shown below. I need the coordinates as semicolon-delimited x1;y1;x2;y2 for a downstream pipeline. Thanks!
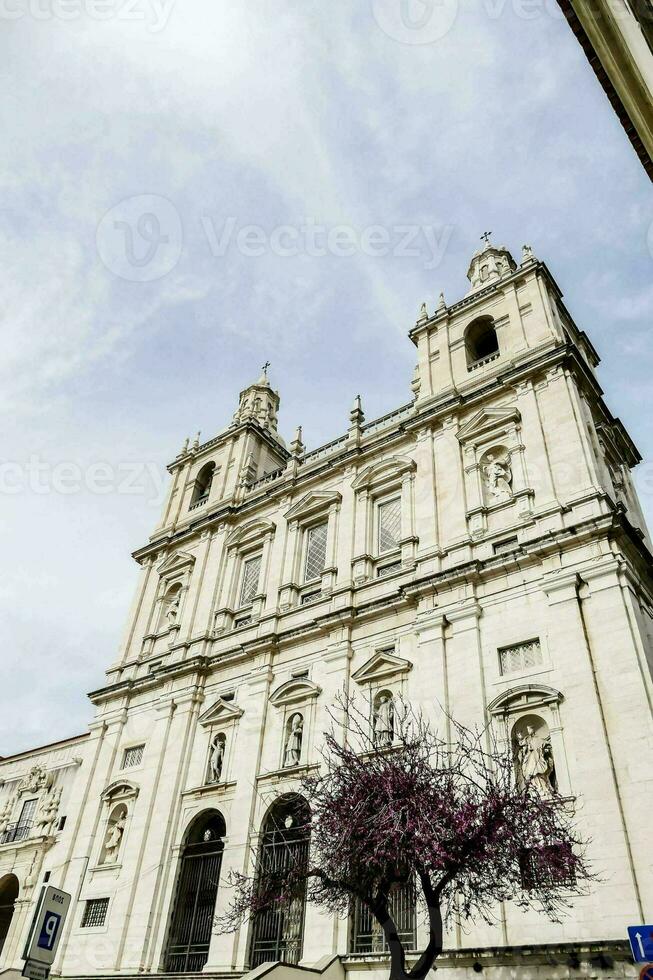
304;522;328;582
81;898;109;928
18;797;38;827
498;639;543;675
122;744;144;769
240;555;262;606
493;536;519;555
350;880;416;953
519;844;576;891
377;498;401;555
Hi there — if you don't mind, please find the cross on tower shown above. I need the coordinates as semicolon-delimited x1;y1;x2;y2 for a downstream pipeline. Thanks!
261;361;270;376
480;231;492;245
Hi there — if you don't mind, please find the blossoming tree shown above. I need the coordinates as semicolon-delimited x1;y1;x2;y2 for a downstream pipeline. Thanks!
219;698;593;980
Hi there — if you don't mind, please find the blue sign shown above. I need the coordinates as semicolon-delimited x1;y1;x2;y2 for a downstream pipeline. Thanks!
628;925;653;963
37;913;61;953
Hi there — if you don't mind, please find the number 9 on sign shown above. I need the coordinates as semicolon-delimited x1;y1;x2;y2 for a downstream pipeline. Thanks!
37;913;61;951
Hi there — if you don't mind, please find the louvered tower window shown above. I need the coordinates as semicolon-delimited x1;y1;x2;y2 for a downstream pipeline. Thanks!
304;523;328;582
378;498;401;555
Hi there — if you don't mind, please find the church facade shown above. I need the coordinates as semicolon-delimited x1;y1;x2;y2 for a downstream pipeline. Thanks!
1;241;652;980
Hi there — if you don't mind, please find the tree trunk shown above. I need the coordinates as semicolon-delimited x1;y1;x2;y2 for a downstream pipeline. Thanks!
374;895;443;980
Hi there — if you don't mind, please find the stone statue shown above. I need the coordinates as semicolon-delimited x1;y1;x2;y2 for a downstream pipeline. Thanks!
35;787;62;836
209;734;225;783
374;694;394;747
283;714;304;768
0;799;13;836
522;244;534;262
483;453;513;498
103;810;127;864
166;592;180;626
516;724;556;798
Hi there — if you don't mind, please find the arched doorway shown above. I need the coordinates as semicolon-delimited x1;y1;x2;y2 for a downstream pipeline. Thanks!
248;794;310;968
164;810;225;973
0;874;19;960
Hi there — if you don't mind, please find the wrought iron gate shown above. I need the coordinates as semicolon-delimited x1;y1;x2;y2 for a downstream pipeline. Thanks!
248;796;310;968
164;813;225;973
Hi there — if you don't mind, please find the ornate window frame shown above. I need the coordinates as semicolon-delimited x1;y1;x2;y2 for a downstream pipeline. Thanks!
150;550;196;643
279;491;342;608
213;519;275;634
93;780;139;871
350;456;417;584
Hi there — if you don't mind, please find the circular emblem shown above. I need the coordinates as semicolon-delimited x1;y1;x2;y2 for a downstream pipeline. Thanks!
640;965;653;980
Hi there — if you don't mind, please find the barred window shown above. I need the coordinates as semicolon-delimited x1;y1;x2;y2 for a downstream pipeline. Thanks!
519;843;576;891
81;898;109;928
378;498;401;555
304;522;328;582
499;638;542;675
240;555;262;606
350;880;416;953
122;744;144;769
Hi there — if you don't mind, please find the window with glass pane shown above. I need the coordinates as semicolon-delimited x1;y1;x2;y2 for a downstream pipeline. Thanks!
499;639;542;675
304;522;328;582
240;555;262;606
81;898;109;928
378;498;401;555
122;744;144;769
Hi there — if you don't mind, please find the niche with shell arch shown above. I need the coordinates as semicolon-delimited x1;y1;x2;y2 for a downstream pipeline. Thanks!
480;444;513;504
372;689;395;747
99;802;128;866
511;713;557;798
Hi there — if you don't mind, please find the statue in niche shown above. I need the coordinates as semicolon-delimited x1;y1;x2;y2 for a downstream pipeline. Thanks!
165;591;180;626
283;714;304;768
483;452;513;499
209;733;226;783
373;693;394;747
35;787;62;836
515;723;556;798
102;809;127;864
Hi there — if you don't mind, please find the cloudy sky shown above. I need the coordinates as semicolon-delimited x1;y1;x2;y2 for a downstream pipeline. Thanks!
1;0;651;755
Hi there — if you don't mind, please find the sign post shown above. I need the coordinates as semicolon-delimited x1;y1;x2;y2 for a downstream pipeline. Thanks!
21;885;71;980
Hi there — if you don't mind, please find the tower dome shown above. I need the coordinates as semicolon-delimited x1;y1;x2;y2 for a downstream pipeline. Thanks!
466;234;517;293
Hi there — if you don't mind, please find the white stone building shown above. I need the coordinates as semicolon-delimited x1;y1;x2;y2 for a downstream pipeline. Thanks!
1;240;652;980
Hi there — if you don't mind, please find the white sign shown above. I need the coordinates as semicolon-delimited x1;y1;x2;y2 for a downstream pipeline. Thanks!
24;886;71;967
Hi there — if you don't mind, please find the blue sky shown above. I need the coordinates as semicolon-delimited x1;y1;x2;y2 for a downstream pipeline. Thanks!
1;0;651;755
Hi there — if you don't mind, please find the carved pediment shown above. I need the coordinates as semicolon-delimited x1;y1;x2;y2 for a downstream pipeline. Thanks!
158;550;196;575
352;649;413;684
101;779;139;802
199;697;244;728
456;407;521;444
269;677;322;707
284;491;341;522
488;684;563;716
225;518;275;550
351;455;416;491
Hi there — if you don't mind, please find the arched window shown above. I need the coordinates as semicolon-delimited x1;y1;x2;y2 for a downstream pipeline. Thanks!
465;315;499;367
248;795;311;968
191;462;216;508
0;874;19;959
164;810;226;973
512;714;557;797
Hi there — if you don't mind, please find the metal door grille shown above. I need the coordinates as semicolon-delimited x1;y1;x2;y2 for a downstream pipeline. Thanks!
164;847;223;972
248;835;309;966
351;880;417;954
